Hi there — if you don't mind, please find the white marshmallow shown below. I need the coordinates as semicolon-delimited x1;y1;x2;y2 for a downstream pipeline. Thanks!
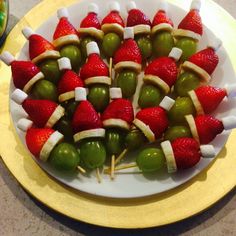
208;37;222;51
225;83;236;97
11;89;28;105
221;116;236;130
57;57;72;71
159;0;168;12
159;96;175;111
22;27;35;39
86;41;100;56
127;1;137;12
169;47;182;61
124;27;134;40
0;51;15;66
191;0;201;11
17;118;33;132
88;3;99;14
75;87;87;101
109;1;120;12
110;88;122;99
200;145;216;158
57;8;69;19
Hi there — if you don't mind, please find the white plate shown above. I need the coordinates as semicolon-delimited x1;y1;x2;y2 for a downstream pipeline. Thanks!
9;0;236;198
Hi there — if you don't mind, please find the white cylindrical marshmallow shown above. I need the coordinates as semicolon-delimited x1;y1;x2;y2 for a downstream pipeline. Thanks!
0;51;15;66
169;47;182;61
75;87;87;101
191;0;201;11
57;57;72;71
221;116;236;130
22;27;35;39
86;41;100;56
88;3;99;14
200;145;216;158
11;89;28;105
110;88;122;99
124;27;134;40
159;96;175;111
57;8;69;19
109;1;120;12
17;118;33;132
127;1;137;12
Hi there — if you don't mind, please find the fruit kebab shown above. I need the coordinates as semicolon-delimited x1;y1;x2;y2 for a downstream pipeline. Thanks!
151;0;175;57
113;27;142;98
126;1;152;61
53;8;82;72
72;88;106;182
78;3;104;60
173;0;203;61
101;88;134;179
138;47;182;109
80;41;111;112
174;38;222;97
22;27;61;85
17;118;84;173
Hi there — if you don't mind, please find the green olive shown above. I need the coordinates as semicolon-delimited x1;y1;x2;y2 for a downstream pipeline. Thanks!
164;126;192;142
102;33;121;58
135;35;152;59
125;129;146;150
55;117;74;142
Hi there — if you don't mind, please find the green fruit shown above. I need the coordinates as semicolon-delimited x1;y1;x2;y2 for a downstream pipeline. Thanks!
152;31;174;57
136;148;165;173
80;36;95;58
31;80;57;101
138;85;163;108
117;70;137;98
174;72;200;97
135;35;152;59
176;37;197;61
49;143;80;172
0;2;6;12
87;85;110;112
79;139;106;169
105;129;125;155
38;59;61;84
63;100;79;118
60;45;82;72
125;129;146;150
102;33;121;58
55;117;74;142
164;126;192;142
0;12;6;29
168;97;196;124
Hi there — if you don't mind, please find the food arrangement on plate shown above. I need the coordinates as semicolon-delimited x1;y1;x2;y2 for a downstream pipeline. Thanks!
1;0;236;198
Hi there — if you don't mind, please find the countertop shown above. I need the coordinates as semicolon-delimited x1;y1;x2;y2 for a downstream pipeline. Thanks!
0;0;236;235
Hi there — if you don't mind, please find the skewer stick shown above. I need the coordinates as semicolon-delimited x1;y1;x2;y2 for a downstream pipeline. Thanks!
109;57;113;79
114;148;128;165
110;155;115;180
96;168;102;183
114;163;138;171
77;165;86;174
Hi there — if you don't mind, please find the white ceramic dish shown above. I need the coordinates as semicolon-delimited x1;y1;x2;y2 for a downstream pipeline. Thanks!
9;0;236;198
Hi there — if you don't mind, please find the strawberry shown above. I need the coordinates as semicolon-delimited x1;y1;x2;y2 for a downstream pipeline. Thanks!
57;70;84;95
188;48;219;75
152;10;173;28
101;99;134;124
136;107;169;139
178;9;202;35
26;127;55;157
114;39;142;65
72;100;102;133
127;9;151;27
194;85;227;113
80;12;101;29
171;137;201;169
80;54;109;81
195;115;224;144
102;11;124;27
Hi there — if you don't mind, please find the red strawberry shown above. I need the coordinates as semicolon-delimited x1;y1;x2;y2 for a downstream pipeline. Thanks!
178;9;202;35
58;70;84;95
152;10;173;28
80;54;109;81
102;11;124;27
188;48;219;75
144;57;178;87
101;99;134;124
114;39;142;65
80;12;101;29
127;9;151;27
72;101;102;133
136;107;169;139
171;137;201;169
26;127;55;157
194;115;224;144
194;86;227;113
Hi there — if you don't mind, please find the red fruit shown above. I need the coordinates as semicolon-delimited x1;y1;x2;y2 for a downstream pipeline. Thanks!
195;115;224;144
26;127;55;157
145;57;178;87
28;34;56;60
171;138;201;169
114;39;142;65
102;11;125;27
178;9;202;35
22;99;59;128
80;54;109;80
11;61;41;90
152;10;173;27
101;99;134;124
80;13;101;29
188;48;219;75
127;9;151;27
53;17;78;40
72;101;102;133
58;70;84;95
195;86;227;113
136;107;169;139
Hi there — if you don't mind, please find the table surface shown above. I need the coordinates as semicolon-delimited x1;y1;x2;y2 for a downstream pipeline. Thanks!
0;0;236;235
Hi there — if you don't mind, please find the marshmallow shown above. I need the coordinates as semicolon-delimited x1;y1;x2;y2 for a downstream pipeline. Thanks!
22;27;35;39
11;89;28;105
191;0;201;11
17;118;33;132
110;88;122;99
75;87;87;101
200;145;216;158
169;47;182;61
159;96;175;111
57;57;72;71
159;0;168;12
124;27;134;40
109;1;120;12
86;41;100;56
221;116;236;130
88;3;99;14
57;8;69;19
127;1;137;12
0;51;15;66
208;37;222;51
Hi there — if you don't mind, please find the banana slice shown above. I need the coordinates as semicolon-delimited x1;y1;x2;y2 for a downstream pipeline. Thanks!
151;23;173;35
74;128;105;143
84;76;112;86
53;34;80;49
32;50;60;65
101;23;124;37
173;29;201;41
58;91;75;103
78;27;104;40
133;24;151;35
103;119;130;130
188;90;204;115
185;114;200;143
114;61;142;73
23;72;44;93
46;105;65;128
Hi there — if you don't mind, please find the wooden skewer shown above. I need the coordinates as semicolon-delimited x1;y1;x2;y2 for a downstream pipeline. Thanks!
96;168;102;183
110;155;115;180
109;57;113;79
77;165;86;174
114;148;128;165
